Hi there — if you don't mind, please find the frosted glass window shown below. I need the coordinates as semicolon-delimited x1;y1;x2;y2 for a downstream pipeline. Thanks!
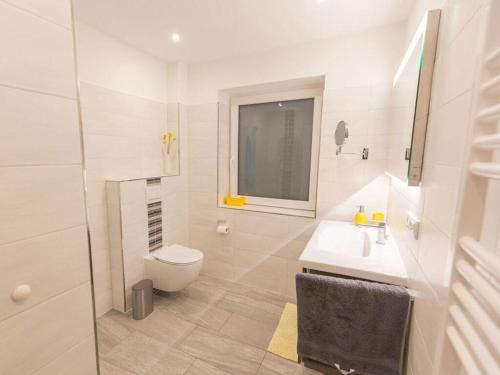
237;98;314;201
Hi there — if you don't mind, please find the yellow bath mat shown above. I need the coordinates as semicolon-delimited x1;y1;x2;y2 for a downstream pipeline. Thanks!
267;302;298;362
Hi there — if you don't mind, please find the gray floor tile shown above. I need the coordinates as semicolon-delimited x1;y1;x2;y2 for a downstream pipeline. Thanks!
195;275;239;291
107;308;195;346
157;295;231;331
185;360;232;375
178;327;266;375
96;311;132;356
100;360;136;375
97;280;305;375
219;313;276;349
216;292;282;326
145;348;194;375
258;353;341;375
103;331;168;375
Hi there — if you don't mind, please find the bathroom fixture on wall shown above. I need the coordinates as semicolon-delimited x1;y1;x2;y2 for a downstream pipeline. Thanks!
144;244;203;292
300;220;407;286
442;3;500;373
334;120;369;159
216;220;230;234
357;221;388;245
405;211;420;240
107;176;204;307
391;9;440;186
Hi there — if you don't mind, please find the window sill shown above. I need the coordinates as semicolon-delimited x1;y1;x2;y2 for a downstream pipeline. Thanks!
220;203;315;218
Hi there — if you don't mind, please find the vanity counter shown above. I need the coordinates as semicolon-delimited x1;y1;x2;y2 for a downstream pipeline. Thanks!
299;220;408;286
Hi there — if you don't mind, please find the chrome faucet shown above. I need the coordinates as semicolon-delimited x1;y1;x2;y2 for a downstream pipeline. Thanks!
356;220;388;245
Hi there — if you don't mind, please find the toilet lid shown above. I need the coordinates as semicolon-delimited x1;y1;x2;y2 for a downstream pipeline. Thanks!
151;244;203;265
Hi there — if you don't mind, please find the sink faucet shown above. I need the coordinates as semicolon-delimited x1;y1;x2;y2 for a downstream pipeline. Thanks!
356;220;388;245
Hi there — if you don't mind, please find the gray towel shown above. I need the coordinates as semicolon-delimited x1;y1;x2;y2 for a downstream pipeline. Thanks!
296;273;411;375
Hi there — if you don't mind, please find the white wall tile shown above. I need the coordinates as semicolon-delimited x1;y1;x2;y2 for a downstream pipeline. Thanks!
233;212;290;239
186;23;404;297
78;79;173;315
416;221;453;300
236;255;287;295
74;22;168;103
424;91;472;167
0;283;95;374
438;10;480;105
408;320;433;375
387;1;487;373
411;268;448;361
421;164;461;236
1;1;96;372
0;86;81;166
0;165;86;245
0;225;90;321
4;0;73;29
0;2;76;97
33;335;97;375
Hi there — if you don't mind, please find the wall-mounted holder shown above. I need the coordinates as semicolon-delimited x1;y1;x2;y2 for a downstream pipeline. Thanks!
406;211;420;240
217;220;230;234
336;147;369;160
361;148;369;160
405;148;411;161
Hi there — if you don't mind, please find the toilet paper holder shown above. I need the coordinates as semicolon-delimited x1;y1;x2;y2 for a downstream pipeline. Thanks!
217;220;230;234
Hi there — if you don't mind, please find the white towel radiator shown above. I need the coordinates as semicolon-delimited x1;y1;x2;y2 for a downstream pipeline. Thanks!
441;2;500;374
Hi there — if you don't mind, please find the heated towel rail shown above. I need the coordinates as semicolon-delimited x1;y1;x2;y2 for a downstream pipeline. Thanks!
444;2;500;374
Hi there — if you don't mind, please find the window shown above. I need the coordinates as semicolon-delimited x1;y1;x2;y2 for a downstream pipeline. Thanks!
230;89;322;212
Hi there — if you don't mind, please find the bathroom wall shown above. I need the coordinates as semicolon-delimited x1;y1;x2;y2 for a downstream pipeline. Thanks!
386;1;489;374
74;23;189;317
0;1;96;373
186;22;406;297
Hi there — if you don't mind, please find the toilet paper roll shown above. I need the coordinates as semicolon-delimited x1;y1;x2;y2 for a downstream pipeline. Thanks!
217;224;229;234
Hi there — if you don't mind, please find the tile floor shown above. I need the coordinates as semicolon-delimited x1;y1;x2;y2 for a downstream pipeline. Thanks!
97;275;344;375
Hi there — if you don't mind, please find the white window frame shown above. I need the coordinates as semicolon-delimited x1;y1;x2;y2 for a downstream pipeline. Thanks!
230;88;322;212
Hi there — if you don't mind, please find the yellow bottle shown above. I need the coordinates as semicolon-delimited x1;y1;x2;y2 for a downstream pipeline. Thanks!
372;212;385;222
354;205;368;225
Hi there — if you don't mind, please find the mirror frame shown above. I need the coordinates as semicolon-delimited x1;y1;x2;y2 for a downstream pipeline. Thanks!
393;9;441;186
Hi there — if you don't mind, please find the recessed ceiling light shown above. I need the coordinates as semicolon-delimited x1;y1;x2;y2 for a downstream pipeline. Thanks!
171;33;181;42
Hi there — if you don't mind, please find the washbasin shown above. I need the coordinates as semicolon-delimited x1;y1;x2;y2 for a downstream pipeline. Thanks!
317;225;372;257
299;220;407;286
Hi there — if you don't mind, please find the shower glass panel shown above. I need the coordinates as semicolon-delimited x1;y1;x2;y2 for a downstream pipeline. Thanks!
237;98;314;201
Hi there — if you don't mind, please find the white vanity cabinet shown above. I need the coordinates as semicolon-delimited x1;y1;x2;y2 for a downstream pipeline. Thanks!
106;177;164;312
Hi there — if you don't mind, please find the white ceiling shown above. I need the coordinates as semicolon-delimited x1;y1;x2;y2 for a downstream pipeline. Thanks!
73;0;415;63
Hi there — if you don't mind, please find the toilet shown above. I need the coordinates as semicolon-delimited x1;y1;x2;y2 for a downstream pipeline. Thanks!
144;244;204;292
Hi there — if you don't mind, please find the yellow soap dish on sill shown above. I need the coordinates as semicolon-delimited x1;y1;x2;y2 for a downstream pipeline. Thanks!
224;196;246;206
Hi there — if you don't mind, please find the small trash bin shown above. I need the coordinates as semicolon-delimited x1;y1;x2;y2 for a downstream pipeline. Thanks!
132;279;153;320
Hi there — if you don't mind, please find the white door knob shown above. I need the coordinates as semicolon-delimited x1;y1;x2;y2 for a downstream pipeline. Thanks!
11;284;31;302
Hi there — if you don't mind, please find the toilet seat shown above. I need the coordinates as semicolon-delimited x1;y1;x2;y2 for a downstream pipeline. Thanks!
151;244;203;265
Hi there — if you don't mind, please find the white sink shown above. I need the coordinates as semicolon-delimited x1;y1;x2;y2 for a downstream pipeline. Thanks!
299;220;408;286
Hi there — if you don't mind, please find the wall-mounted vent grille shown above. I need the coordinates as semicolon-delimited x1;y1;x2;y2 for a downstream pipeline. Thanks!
147;201;162;251
147;178;161;185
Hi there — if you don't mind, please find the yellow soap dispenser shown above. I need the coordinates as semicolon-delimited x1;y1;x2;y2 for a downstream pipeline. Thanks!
354;205;368;225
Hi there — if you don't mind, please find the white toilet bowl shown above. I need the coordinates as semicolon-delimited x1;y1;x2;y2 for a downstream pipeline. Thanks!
144;244;204;292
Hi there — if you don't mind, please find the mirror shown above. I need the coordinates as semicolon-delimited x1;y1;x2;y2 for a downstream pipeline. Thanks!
387;9;440;185
334;120;349;155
